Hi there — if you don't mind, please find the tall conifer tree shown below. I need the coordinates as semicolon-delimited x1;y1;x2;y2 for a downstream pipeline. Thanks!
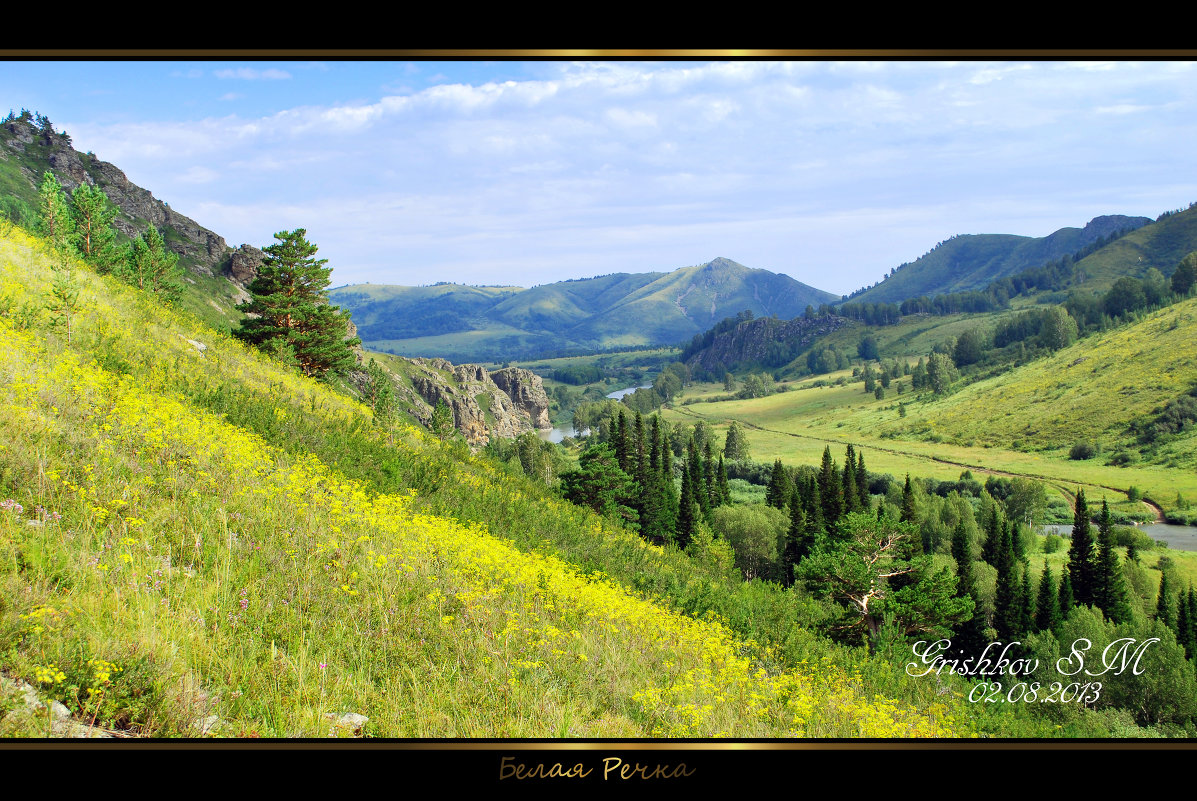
1036;562;1063;633
235;229;360;378
951;519;988;660
1058;569;1075;616
818;447;841;529
1067;489;1097;607
855;450;869;510
1095;499;1132;624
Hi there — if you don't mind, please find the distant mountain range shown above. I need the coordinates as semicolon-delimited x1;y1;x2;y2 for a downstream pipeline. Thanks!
330;257;840;362
7;109;1191;367
850;215;1154;304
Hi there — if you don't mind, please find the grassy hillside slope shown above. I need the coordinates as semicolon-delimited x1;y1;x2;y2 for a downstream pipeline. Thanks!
0;227;970;738
854;215;1152;304
667;297;1197;512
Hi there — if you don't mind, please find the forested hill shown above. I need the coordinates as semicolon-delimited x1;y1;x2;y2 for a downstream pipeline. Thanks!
850;214;1153;304
330;257;840;362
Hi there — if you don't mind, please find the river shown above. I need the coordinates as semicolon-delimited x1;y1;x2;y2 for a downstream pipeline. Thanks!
535;384;651;443
1043;523;1197;553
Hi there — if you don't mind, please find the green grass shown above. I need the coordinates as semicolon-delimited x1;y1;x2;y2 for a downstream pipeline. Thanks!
666;299;1197;514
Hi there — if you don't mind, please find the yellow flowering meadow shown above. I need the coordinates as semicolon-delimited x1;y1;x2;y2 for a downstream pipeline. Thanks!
0;228;968;737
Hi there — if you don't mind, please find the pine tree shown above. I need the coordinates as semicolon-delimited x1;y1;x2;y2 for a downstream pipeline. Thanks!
234;229;360;379
119;226;183;303
1036;562;1063;633
363;358;396;426
429;399;454;440
1067;489;1097;607
69;183;118;272
38;171;74;253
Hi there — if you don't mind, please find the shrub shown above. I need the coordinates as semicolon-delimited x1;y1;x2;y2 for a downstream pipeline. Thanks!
1106;449;1140;467
1043;534;1064;554
1069;441;1098;460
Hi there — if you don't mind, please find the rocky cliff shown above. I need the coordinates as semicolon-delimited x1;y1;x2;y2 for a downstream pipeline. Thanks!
0;113;261;287
392;358;551;449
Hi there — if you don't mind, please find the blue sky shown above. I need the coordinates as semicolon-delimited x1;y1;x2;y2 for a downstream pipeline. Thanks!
5;59;1196;295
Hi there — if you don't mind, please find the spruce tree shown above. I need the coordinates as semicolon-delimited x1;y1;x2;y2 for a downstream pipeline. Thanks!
993;521;1019;640
1176;593;1193;660
855;450;869;510
614;410;630;473
842;445;859;514
1067;489;1097;607
981;504;1003;567
723;421;749;461
234;229;360;379
1036;562;1063;633
950;519;988;661
819;447;842;531
717;455;730;505
766;459;789;509
1018;562;1035;635
781;487;808;587
1095;499;1133;624
703;441;718;509
688;440;710;521
1157;571;1177;629
900;474;918;525
1058;569;1075;616
676;459;698;549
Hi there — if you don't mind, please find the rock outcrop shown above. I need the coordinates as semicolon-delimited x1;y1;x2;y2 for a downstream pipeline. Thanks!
387;357;551;449
1;115;260;288
491;367;551;429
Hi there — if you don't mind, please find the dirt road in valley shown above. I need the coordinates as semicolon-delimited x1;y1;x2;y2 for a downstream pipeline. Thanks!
671;405;1155;514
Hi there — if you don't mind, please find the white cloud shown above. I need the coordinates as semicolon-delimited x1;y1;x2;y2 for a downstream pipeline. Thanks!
1096;104;1150;115
58;60;1197;294
213;68;292;81
176;165;219;184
